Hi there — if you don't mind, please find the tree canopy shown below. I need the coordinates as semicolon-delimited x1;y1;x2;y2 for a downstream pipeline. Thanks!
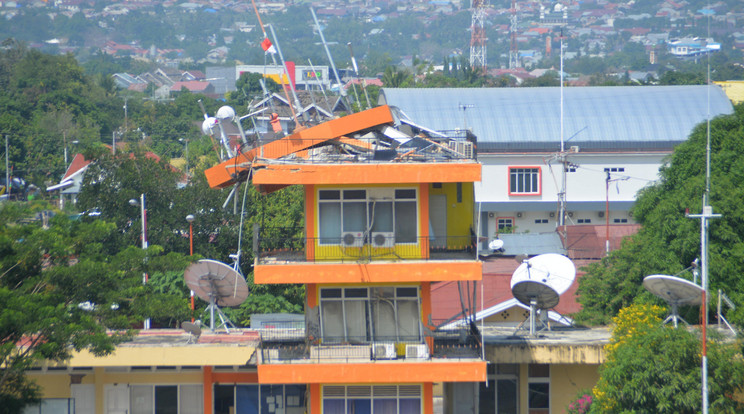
590;304;744;413
576;103;744;326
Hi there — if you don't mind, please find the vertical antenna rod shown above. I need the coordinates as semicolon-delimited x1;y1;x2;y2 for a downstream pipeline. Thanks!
310;7;352;111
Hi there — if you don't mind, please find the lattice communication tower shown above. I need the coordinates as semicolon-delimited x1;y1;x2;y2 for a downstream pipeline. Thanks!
469;0;488;72
509;0;520;69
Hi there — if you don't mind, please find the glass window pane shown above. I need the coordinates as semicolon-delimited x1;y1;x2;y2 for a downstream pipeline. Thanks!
396;287;417;297
395;189;416;199
528;383;549;409
345;288;368;298
260;385;284;414
343;201;366;233
345;300;368;343
344;190;366;199
131;385;153;414
319;190;340;200
285;385;306;413
396;300;420;341
497;379;518;414
41;399;72;414
395;202;417;243
319;203;341;244
528;364;549;378
321;301;344;342
180;385;203;414
373;399;397;414
399;398;421;414
155;386;178;414
214;385;234;414
321;288;342;298
348;399;372;414
370;201;393;232
372;300;397;341
479;380;495;414
236;385;259;414
323;399;345;414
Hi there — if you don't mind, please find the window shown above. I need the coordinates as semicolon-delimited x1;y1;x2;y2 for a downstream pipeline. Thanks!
497;218;514;234
603;167;625;173
528;364;549;414
508;167;541;195
480;364;519;414
318;188;417;245
534;219;548;224
614;218;628;223
22;399;74;414
215;384;306;414
320;287;421;343
130;385;203;414
577;218;591;224
323;385;421;414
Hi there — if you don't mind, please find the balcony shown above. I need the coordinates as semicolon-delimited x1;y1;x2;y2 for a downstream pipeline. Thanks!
256;227;478;264
258;325;482;365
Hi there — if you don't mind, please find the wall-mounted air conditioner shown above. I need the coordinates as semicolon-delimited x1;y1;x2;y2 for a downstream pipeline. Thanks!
405;344;429;359
372;343;396;360
371;232;395;248
341;232;364;247
448;141;474;158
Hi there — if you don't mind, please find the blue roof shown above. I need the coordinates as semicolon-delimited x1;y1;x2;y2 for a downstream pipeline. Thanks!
380;85;734;152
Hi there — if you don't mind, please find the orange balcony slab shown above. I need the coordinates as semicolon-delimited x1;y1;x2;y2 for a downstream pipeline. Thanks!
254;261;482;284
251;162;481;187
257;360;486;384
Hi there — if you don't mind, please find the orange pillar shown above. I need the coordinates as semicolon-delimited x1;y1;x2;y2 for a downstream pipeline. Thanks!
310;383;321;413
423;382;434;414
203;366;213;414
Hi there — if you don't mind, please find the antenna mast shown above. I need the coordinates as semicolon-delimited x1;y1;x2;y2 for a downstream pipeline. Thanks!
470;0;488;72
508;0;519;69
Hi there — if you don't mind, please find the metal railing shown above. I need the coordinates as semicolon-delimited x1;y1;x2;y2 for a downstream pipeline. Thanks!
256;229;478;264
258;325;482;364
249;135;476;164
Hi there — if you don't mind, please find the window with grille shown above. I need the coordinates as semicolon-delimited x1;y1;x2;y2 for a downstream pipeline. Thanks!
508;167;541;195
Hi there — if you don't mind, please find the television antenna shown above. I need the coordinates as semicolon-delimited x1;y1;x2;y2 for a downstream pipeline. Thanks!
510;253;576;336
643;274;703;328
184;259;249;332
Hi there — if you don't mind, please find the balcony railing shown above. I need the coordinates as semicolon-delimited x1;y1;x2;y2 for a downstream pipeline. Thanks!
256;227;478;264
258;324;482;364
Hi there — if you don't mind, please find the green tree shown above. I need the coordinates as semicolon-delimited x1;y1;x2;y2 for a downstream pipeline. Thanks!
575;104;744;326
591;304;744;413
381;66;412;88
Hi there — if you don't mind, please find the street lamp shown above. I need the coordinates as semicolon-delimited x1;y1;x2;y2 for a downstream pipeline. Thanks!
186;214;195;322
129;194;150;329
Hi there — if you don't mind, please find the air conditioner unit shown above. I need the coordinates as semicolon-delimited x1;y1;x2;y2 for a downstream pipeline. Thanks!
448;141;474;158
405;344;429;359
372;343;396;360
341;232;364;247
371;232;395;247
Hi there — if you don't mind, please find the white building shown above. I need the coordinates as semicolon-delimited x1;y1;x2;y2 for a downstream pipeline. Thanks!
379;85;734;239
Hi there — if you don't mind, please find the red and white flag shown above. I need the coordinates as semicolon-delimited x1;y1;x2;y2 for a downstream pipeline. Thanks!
261;38;276;54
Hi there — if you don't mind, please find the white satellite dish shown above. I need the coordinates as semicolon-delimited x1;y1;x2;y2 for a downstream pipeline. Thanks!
510;253;576;336
643;274;703;327
216;105;236;121
184;259;249;332
488;238;504;251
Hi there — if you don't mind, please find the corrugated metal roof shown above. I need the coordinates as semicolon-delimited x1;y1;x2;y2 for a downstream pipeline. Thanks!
380;85;734;152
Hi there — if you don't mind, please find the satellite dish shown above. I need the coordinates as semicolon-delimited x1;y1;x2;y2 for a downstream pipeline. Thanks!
510;253;576;336
184;259;249;332
488;238;504;251
182;320;202;343
643;274;703;327
216;105;236;121
201;117;218;135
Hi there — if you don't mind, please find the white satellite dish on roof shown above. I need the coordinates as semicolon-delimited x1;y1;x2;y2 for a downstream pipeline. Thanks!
643;274;703;328
184;259;249;332
510;253;576;336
